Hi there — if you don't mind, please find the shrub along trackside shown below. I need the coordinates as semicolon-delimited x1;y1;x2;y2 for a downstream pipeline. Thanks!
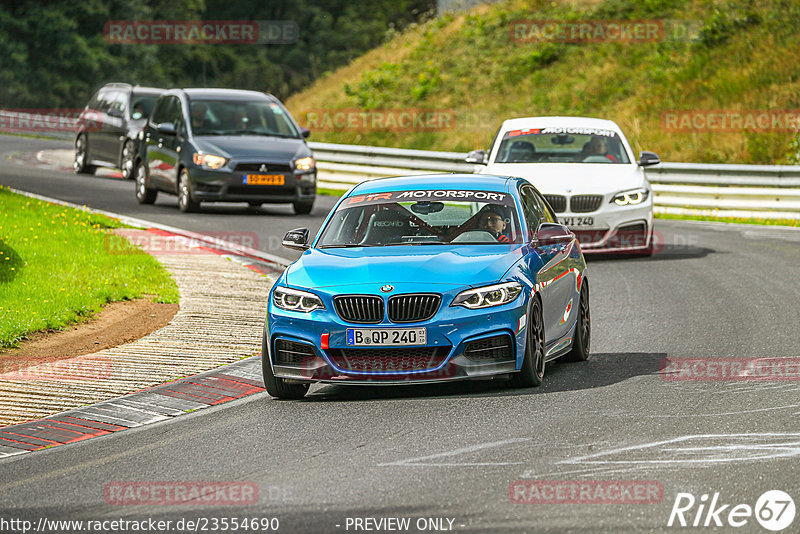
0;188;178;348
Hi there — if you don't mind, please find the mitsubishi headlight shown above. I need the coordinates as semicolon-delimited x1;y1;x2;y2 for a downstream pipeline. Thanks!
293;156;316;172
273;287;325;312
192;152;228;170
452;282;523;309
612;188;649;206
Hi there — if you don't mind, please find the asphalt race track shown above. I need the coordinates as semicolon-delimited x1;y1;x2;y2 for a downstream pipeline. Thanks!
2;136;800;533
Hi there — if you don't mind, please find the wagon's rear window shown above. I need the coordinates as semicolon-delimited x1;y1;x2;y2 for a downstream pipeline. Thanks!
318;190;523;247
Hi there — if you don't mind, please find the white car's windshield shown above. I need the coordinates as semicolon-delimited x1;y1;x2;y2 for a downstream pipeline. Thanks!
318;189;523;247
495;126;630;164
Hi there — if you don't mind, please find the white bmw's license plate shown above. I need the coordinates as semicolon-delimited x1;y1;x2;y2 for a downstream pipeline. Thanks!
346;328;427;346
559;217;594;227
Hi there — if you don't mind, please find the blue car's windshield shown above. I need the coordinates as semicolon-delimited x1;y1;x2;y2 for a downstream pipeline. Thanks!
318;189;523;247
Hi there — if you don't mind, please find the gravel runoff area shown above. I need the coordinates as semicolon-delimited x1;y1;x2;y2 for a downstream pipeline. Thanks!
0;229;282;426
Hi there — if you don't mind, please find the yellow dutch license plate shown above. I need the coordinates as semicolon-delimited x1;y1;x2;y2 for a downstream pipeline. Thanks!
244;174;284;185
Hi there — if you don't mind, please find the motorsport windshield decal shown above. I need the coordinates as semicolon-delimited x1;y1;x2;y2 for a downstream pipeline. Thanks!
505;126;618;138
345;190;511;206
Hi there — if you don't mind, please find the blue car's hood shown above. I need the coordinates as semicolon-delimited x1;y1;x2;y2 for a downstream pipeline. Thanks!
285;245;524;290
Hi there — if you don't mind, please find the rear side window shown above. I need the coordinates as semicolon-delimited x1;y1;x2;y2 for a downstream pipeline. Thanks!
131;93;158;119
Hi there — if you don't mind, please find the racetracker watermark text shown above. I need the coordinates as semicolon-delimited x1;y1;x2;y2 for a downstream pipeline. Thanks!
103;481;258;506
106;230;259;255
661;358;800;381
0;108;102;134
510;480;664;504
509;19;700;43
0;356;112;381
661;110;800;132
104;20;298;44
302;109;456;132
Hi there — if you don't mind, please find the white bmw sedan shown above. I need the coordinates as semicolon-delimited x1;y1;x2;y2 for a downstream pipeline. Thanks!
468;116;660;255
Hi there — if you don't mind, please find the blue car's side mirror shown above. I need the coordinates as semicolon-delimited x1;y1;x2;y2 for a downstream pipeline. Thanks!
533;223;573;247
283;228;309;250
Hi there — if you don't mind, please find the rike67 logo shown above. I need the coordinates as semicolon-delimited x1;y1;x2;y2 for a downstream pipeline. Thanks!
668;490;795;531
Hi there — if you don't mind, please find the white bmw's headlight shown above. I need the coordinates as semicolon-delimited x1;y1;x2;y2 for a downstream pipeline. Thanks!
612;188;649;206
452;282;523;309
273;287;325;312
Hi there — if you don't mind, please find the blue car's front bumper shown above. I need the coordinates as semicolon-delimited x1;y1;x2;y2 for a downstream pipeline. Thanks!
266;287;530;385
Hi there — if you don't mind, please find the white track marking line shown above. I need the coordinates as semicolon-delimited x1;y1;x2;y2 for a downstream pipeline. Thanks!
379;438;530;467
561;433;800;466
646;403;800;417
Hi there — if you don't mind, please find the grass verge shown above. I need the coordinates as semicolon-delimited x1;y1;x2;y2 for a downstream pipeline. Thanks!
317;187;347;197
0;188;179;348
655;212;800;227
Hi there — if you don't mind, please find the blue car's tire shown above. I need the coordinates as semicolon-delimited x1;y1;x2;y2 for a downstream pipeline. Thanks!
563;283;590;362
510;297;545;388
261;332;309;400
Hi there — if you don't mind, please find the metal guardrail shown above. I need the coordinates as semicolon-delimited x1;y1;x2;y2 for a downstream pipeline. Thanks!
309;141;800;219
1;111;796;219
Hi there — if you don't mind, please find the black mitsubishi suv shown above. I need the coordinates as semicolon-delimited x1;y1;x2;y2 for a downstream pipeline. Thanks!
135;88;316;214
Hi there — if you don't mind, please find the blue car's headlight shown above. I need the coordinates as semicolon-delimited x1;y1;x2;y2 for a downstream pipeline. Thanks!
451;282;523;309
272;287;325;312
612;188;649;206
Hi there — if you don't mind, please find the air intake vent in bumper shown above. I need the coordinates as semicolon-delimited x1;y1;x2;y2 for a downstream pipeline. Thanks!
463;335;514;362
274;339;317;366
326;347;448;373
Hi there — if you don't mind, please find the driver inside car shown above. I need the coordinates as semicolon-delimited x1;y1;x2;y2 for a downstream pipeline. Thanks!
477;207;510;243
581;136;616;162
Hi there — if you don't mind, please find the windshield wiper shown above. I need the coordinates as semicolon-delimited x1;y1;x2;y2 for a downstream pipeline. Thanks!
223;130;298;138
383;241;447;246
319;244;370;249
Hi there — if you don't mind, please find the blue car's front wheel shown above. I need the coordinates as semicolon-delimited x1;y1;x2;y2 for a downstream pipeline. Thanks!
262;332;309;400
510;297;545;388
